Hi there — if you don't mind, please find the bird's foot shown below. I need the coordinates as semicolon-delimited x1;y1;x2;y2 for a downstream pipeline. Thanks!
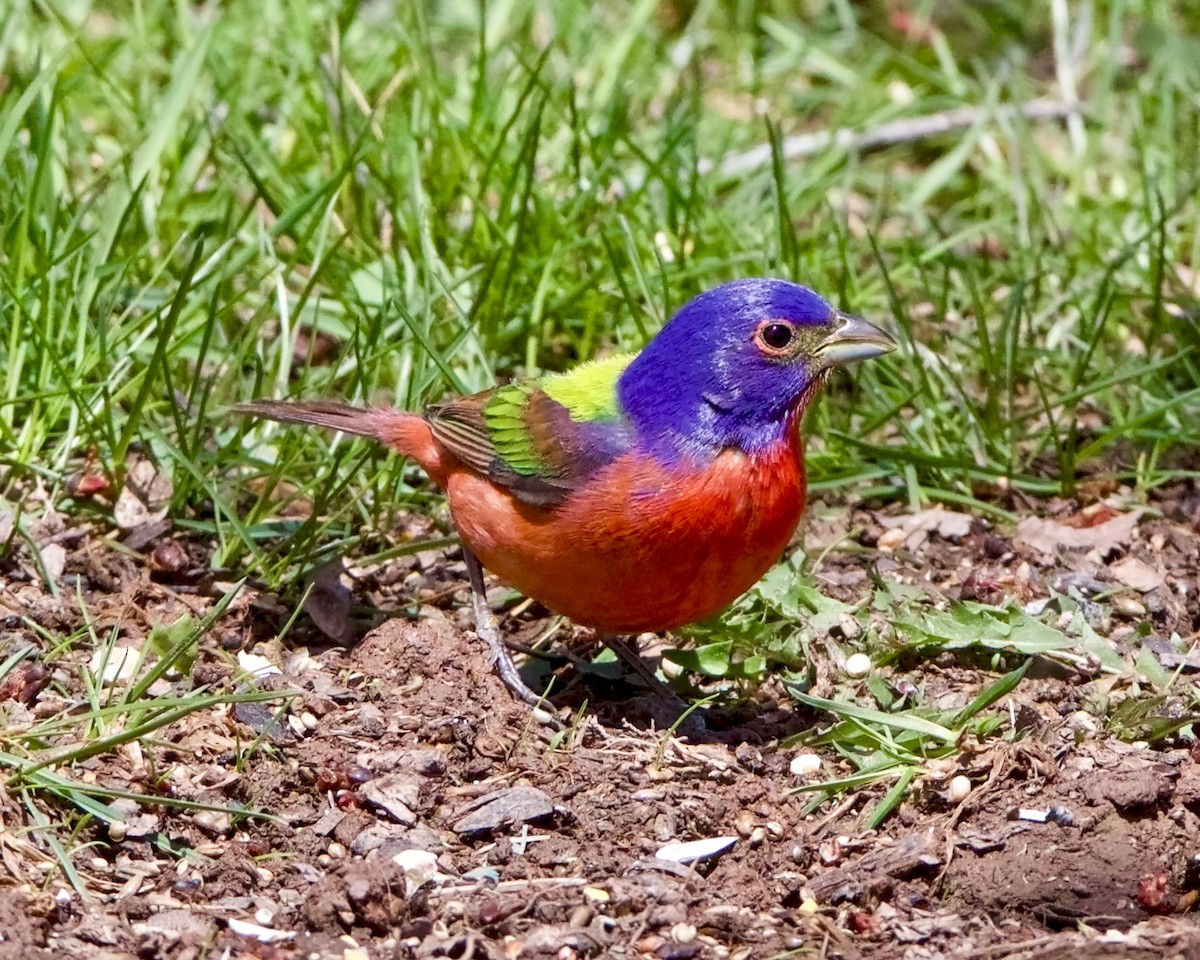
600;635;707;734
472;593;545;705
463;546;547;706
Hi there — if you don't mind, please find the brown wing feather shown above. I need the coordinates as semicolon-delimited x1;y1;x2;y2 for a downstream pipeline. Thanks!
424;391;498;477
425;388;632;508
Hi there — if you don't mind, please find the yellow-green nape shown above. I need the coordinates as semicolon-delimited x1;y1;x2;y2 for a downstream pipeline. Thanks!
541;352;636;422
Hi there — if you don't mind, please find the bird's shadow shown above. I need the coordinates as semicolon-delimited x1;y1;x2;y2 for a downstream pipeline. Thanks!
518;654;817;747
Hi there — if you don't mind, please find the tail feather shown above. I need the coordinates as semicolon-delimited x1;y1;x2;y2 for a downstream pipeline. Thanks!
232;400;386;440
234;399;449;485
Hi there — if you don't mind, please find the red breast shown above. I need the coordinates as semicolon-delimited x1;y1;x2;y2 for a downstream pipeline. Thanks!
442;431;806;633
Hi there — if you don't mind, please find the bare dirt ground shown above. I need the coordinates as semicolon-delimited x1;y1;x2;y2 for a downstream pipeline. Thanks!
2;481;1200;960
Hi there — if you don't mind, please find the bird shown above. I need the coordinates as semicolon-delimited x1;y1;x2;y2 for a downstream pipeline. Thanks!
235;278;895;704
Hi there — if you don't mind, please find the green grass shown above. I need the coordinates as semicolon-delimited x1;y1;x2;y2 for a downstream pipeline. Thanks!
2;0;1200;842
5;0;1199;556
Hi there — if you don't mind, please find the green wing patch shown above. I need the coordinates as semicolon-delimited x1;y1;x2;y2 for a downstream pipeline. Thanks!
483;384;546;476
425;353;637;507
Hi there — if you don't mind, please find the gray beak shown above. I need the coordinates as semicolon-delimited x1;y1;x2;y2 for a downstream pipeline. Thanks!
815;312;897;367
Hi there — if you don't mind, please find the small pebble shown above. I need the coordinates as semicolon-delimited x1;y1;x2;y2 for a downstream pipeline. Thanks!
948;775;972;803
877;527;906;551
1113;595;1146;617
193;810;232;837
845;653;872;678
569;906;592;928
789;753;822;778
1068;710;1098;735
837;613;862;641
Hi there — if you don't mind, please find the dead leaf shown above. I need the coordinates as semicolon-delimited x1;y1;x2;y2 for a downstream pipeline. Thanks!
0;663;50;706
1109;557;1165;593
114;455;173;531
1014;510;1141;561
878;507;974;551
305;559;355;644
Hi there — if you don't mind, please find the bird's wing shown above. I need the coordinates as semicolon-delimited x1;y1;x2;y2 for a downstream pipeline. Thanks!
425;354;638;507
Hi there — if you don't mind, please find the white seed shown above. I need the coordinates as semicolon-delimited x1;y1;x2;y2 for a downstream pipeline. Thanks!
948;775;972;803
845;654;872;678
326;842;347;859
790;753;822;778
671;923;697;944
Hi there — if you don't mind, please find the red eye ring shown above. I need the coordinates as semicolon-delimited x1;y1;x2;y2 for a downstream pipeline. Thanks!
754;319;797;356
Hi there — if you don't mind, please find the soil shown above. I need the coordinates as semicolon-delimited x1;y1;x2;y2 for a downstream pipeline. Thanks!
2;482;1200;960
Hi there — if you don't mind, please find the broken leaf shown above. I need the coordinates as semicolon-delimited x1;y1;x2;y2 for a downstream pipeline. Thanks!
114;455;173;531
1014;510;1140;561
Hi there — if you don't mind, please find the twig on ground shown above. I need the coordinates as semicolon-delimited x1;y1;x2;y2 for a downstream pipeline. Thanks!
699;99;1085;179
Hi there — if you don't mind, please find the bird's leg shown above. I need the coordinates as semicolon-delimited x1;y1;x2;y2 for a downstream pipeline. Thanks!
599;634;699;721
462;546;544;705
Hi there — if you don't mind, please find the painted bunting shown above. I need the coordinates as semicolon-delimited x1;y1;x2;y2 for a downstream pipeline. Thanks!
237;278;895;702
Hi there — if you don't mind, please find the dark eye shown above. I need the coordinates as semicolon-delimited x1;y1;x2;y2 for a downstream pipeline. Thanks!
758;321;795;352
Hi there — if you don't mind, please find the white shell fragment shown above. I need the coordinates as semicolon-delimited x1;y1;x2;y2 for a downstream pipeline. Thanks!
90;647;140;685
392;848;439;897
237;651;282;679
227;918;296;942
655;836;737;864
844;653;872;678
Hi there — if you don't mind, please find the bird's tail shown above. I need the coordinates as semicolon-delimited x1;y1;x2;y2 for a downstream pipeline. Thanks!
232;400;389;439
233;400;450;484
